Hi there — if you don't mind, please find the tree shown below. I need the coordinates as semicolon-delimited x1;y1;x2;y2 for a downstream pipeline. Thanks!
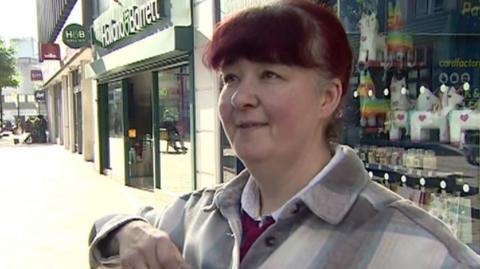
0;38;19;125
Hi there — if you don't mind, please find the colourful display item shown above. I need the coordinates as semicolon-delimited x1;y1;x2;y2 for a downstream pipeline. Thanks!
357;71;390;117
387;32;413;52
360;99;391;116
386;2;413;54
387;2;404;31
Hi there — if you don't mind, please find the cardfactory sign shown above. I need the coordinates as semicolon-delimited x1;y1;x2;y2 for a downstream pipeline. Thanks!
93;0;164;48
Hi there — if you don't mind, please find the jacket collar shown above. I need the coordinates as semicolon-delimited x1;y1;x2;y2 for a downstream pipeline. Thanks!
209;145;369;225
299;145;370;225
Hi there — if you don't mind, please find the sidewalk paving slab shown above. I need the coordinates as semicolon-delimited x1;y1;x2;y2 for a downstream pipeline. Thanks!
0;144;162;269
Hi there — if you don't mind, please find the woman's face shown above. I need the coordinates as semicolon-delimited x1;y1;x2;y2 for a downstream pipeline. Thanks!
219;59;330;165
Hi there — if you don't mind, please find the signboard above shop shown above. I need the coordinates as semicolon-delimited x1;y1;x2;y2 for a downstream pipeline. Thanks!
92;0;165;48
40;43;61;61
30;70;43;81
62;23;89;49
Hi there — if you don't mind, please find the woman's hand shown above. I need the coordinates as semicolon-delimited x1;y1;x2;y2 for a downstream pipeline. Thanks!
116;221;190;269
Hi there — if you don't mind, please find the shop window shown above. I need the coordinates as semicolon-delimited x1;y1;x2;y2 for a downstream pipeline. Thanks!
27;95;35;103
157;66;193;194
19;95;27;103
341;0;480;254
108;85;123;137
72;69;80;88
4;95;14;103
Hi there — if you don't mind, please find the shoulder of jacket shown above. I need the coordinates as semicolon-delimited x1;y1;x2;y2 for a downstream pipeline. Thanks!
178;183;224;200
389;199;480;266
359;181;403;211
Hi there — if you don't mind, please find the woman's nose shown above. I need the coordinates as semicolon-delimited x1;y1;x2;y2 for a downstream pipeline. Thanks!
230;80;259;109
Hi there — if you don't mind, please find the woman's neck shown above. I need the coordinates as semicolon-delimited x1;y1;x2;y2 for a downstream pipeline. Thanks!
246;144;334;216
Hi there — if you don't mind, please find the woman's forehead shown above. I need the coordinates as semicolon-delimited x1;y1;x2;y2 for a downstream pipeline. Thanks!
220;58;309;72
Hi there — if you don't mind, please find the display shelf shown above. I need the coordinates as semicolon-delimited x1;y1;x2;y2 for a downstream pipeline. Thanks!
364;162;478;196
360;138;465;156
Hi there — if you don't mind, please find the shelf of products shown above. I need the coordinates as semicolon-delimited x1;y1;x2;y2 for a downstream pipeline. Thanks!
365;162;478;196
355;144;479;196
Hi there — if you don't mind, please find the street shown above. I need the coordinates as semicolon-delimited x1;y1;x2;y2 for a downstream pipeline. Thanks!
0;140;160;269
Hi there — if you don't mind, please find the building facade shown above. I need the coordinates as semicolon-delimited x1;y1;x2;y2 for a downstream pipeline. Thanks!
1;38;45;126
37;0;96;161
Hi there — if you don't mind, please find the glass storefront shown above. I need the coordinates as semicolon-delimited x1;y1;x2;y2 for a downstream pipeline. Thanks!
107;83;124;138
339;0;480;253
53;83;62;142
126;72;154;191
157;66;193;194
217;0;479;254
72;69;82;154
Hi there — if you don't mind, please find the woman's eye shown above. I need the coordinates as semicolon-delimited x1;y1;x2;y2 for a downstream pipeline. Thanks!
261;71;281;80
222;74;237;84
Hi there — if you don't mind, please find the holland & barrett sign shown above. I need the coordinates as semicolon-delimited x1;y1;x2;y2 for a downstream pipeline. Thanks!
92;0;164;48
62;24;88;49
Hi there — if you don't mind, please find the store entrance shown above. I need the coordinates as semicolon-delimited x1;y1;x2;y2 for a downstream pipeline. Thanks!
126;72;154;191
156;65;193;194
73;90;82;154
53;84;63;144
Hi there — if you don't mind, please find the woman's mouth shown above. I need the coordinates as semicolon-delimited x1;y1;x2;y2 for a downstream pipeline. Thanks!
237;122;268;128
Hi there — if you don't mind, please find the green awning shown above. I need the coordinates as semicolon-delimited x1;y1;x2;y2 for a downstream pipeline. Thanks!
85;26;192;81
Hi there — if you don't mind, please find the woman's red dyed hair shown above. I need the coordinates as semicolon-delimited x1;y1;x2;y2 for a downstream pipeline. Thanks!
203;0;353;96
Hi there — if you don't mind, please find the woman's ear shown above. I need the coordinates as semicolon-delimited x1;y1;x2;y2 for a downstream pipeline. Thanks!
318;78;343;119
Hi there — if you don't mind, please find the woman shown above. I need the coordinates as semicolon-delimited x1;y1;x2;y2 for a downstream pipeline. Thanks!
89;1;480;268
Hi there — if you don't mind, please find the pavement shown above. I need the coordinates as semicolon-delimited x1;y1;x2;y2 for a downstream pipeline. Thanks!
0;142;162;269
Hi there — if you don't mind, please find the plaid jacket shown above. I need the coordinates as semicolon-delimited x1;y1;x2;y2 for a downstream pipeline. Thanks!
90;146;480;269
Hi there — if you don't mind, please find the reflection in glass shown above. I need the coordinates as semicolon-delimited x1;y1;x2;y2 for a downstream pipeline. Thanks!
108;83;123;137
158;66;193;194
339;0;480;253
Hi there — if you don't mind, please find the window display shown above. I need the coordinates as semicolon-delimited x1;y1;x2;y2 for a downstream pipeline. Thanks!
340;0;480;253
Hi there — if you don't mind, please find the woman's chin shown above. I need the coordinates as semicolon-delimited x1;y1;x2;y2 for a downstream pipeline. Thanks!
234;145;269;164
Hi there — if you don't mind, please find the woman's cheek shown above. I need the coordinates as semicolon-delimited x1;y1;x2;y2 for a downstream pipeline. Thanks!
218;98;232;126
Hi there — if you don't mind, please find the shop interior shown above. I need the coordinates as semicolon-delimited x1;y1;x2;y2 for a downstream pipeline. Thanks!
340;1;480;252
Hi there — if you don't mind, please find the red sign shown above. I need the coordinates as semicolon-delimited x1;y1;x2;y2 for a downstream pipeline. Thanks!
31;70;43;81
40;43;61;61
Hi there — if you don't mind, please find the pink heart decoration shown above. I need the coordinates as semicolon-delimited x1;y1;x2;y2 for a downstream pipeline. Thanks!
419;115;426;122
460;114;469;122
397;114;405;121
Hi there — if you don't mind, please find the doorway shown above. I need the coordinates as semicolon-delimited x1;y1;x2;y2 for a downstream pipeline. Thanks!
126;72;154;191
156;65;193;194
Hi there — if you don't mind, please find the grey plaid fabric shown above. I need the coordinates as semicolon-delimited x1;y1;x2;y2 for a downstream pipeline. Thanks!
90;145;480;269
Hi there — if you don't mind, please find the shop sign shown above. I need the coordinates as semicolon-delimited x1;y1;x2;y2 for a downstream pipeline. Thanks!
30;70;43;81
92;0;164;48
436;58;480;109
62;23;88;49
437;58;480;86
462;0;480;18
40;43;61;61
34;90;46;102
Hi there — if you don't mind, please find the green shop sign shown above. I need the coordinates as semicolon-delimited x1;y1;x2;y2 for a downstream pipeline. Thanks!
62;23;88;49
92;0;164;48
